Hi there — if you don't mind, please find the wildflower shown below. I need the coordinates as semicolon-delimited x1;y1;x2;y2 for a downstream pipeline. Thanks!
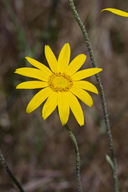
15;43;102;126
101;8;128;17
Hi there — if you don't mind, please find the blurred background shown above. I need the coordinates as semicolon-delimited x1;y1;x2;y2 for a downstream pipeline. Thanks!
0;0;128;191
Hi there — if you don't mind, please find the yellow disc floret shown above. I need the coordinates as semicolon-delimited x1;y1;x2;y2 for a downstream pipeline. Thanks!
48;72;73;92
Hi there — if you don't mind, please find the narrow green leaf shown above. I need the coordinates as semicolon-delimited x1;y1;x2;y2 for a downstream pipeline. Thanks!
106;154;115;170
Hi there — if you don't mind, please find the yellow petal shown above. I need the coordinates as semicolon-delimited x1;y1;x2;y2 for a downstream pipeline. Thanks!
25;57;52;76
26;87;52;114
72;68;102;81
15;67;49;81
67;92;84;126
101;8;128;17
45;45;58;72
58;92;70;125
42;91;58;119
65;54;86;75
70;86;93;107
58;43;70;72
74;81;98;94
16;81;48;89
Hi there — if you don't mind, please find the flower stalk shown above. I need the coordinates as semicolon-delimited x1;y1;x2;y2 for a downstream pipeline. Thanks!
68;0;119;192
0;150;25;192
65;124;83;192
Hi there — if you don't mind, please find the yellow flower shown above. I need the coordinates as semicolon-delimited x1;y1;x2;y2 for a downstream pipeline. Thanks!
15;43;102;126
101;8;128;17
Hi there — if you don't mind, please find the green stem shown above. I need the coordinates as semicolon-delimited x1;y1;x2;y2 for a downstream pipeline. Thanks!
68;1;119;192
65;124;83;192
2;0;22;31
0;150;25;192
1;0;27;55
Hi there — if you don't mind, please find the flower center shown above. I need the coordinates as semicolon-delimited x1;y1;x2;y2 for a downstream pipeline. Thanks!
48;72;73;92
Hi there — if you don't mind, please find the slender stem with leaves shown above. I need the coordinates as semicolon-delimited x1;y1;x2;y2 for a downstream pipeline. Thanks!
68;0;119;192
65;124;83;192
0;150;25;192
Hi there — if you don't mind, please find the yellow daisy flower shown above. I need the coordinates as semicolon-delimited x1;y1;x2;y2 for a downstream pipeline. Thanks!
15;43;102;126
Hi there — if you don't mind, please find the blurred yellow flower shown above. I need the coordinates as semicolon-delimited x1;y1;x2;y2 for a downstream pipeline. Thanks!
15;43;102;126
101;8;128;17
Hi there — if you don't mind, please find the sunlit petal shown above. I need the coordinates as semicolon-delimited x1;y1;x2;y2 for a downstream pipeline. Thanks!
58;43;70;72
42;91;58;119
45;45;58;72
16;81;48;89
67;92;84;126
72;68;102;81
74;81;98;94
101;8;128;17
26;87;52;114
15;67;49;81
65;54;86;75
70;86;93;107
25;57;52;76
58;92;70;125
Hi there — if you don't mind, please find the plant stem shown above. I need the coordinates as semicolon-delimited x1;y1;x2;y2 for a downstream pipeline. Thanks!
1;0;28;56
68;1;119;192
0;150;25;192
65;124;83;192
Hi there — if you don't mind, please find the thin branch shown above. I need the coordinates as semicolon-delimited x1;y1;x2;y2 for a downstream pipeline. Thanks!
0;150;25;192
65;124;83;192
67;1;119;192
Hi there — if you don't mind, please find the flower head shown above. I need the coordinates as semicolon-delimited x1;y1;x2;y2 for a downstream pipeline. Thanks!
101;8;128;17
15;43;102;126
